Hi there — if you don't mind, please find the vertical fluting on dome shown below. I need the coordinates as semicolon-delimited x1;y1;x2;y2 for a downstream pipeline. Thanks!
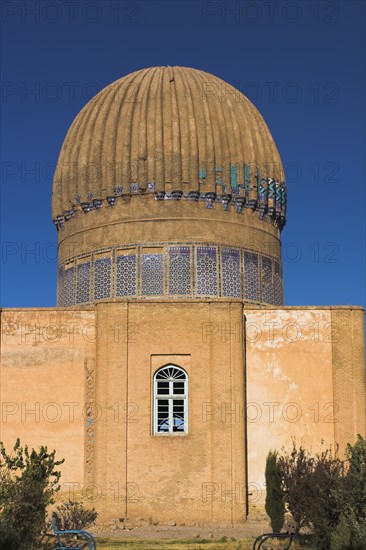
52;66;286;228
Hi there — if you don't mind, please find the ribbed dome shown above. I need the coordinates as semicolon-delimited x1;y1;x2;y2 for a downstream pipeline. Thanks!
52;66;285;223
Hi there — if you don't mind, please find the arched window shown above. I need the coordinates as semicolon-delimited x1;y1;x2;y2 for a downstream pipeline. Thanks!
153;365;188;435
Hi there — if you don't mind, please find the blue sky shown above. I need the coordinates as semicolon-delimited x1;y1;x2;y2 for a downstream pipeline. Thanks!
1;0;365;308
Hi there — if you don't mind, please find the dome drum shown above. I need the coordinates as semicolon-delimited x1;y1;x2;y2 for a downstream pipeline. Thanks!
57;242;283;307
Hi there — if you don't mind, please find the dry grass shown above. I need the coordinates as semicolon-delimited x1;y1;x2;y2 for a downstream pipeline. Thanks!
95;537;314;550
96;540;252;550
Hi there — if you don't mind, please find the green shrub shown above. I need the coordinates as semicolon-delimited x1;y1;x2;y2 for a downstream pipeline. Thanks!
265;450;285;532
53;500;97;529
330;514;352;550
277;441;344;549
332;435;366;550
277;442;317;528
274;435;366;550
0;439;64;550
0;519;20;550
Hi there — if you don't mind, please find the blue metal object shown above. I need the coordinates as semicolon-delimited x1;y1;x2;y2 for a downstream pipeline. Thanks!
252;521;299;550
51;518;97;549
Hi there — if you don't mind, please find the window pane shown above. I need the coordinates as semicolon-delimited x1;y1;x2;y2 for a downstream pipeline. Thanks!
157;381;170;394
157;399;169;432
173;381;185;394
173;400;185;432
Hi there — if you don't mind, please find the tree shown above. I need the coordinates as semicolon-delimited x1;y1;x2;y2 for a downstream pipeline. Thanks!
265;450;285;532
0;439;64;550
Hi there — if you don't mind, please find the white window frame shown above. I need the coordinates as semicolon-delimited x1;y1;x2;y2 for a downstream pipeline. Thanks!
153;365;188;435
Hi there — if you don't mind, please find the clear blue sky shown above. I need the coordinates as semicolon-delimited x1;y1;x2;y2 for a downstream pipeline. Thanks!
1;0;365;308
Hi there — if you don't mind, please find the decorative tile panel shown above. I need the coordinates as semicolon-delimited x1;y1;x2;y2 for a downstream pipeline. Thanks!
262;256;274;304
63;266;75;307
57;267;64;306
274;261;283;305
196;246;218;296
169;247;191;295
116;254;137;297
244;252;259;301
76;262;91;304
142;253;164;295
94;258;111;300
222;248;241;298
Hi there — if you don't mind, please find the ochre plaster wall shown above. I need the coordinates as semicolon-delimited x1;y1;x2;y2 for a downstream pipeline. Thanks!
92;301;247;524
0;304;364;524
0;308;96;487
245;306;365;509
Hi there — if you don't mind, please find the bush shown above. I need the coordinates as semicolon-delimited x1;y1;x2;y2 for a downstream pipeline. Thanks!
274;435;366;550
277;441;344;549
0;439;64;550
331;435;366;550
0;519;20;550
53;500;97;530
331;514;352;550
277;442;316;527
265;450;285;532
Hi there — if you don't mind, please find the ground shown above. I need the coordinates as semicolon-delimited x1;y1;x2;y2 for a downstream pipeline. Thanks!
95;538;313;549
89;516;314;549
90;512;270;541
95;541;263;549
